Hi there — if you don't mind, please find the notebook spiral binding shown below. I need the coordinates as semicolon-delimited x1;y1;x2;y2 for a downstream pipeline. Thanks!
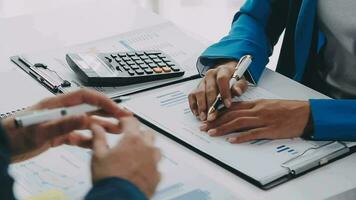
0;107;26;119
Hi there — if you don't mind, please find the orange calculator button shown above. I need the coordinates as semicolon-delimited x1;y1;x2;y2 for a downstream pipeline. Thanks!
153;67;163;73
162;67;172;72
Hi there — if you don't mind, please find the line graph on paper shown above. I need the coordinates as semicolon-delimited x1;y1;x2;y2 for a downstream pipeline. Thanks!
10;147;91;200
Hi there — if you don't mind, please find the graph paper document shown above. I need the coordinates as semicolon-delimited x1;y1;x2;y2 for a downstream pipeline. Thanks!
10;133;238;200
11;22;205;98
122;78;354;189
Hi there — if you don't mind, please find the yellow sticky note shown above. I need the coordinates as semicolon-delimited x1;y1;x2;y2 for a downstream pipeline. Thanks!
25;189;69;200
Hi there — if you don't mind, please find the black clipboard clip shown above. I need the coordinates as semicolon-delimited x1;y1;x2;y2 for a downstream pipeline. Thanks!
10;56;71;94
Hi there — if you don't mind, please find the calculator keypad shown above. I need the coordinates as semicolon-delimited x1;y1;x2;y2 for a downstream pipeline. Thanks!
67;50;185;86
101;51;183;77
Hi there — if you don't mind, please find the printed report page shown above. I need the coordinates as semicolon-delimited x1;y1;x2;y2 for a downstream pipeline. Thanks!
122;79;336;185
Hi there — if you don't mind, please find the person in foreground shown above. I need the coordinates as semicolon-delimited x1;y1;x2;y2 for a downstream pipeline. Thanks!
0;89;161;200
189;0;356;143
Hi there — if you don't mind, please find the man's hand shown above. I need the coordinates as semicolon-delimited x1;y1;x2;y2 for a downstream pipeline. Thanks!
90;117;161;198
2;89;132;162
200;100;312;143
188;61;248;121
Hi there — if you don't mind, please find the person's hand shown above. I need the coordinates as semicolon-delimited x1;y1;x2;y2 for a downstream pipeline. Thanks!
1;89;132;162
90;117;161;198
188;60;248;121
200;100;312;143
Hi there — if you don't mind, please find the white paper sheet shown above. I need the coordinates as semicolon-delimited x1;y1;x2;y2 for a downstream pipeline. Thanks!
121;78;344;185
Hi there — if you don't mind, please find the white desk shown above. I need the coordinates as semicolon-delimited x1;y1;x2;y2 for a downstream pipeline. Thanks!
1;1;356;199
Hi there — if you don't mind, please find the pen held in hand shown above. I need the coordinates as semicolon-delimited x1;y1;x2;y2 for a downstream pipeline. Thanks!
207;55;253;116
14;96;130;128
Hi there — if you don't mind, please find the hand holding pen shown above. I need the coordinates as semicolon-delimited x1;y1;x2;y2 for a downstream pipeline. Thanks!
188;55;252;121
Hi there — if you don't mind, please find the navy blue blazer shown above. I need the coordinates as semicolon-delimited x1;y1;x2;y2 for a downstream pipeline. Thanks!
198;0;356;141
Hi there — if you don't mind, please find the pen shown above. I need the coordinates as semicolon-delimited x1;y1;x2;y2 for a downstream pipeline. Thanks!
208;55;253;115
14;96;130;128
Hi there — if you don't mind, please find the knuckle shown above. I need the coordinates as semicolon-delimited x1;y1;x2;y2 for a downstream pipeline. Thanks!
236;118;248;127
205;69;216;77
195;89;205;97
206;88;216;96
216;75;228;83
225;111;238;120
79;88;92;94
188;92;195;99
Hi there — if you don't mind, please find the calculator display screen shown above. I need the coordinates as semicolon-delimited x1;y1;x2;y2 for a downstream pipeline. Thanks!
78;53;115;77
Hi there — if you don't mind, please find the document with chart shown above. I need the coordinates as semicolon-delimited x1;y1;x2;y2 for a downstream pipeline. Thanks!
122;79;356;189
10;133;238;200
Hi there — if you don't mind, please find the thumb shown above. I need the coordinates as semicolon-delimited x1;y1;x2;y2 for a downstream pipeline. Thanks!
91;124;109;157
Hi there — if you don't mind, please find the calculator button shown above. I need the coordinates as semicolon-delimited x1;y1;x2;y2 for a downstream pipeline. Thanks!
153;67;163;73
111;54;117;58
131;56;140;60
118;53;126;57
158;55;166;58
162;58;170;62
115;58;122;62
140;64;149;69
144;68;153;74
162;67;172;72
136;52;145;56
157;62;166;67
122;57;130;61
153;58;161;63
131;65;140;70
105;57;112;63
135;60;144;65
166;62;175;66
127;52;136;57
119;61;126;66
171;66;180;71
145;59;154;64
126;61;135;65
140;55;149;60
145;50;161;55
149;55;158;59
135;69;145;75
122;65;131;70
149;63;158;68
127;70;135;75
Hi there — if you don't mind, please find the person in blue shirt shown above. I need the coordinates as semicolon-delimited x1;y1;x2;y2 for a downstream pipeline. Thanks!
188;0;356;143
0;89;161;200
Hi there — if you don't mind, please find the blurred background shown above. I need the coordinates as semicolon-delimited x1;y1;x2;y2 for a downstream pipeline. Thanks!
0;0;281;69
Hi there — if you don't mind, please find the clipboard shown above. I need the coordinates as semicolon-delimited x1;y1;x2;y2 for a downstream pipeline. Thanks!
11;56;70;94
135;113;356;190
120;78;356;190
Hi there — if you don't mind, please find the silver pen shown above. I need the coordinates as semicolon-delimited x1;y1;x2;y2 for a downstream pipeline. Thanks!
207;55;253;115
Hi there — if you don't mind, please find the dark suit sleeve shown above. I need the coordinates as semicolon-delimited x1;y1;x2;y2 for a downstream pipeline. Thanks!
85;177;147;200
0;122;16;200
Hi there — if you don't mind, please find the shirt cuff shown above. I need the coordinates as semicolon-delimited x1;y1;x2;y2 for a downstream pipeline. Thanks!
85;177;147;200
